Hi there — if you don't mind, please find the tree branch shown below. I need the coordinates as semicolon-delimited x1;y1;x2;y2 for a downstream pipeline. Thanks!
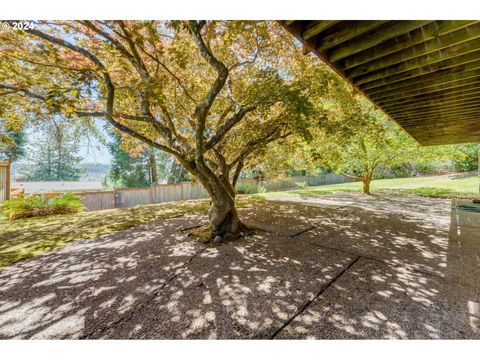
188;20;229;155
205;105;256;151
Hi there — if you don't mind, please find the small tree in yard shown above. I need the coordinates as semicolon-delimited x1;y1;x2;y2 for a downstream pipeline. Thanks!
307;98;461;195
0;21;340;241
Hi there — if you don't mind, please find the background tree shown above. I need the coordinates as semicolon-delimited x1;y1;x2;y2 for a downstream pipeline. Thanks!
22;118;84;181
307;98;462;194
107;132;153;188
0;20;340;241
0;128;26;162
453;143;480;172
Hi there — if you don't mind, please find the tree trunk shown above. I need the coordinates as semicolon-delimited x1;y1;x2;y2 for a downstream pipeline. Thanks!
362;176;372;195
188;161;246;243
148;149;158;185
208;193;242;242
167;160;178;184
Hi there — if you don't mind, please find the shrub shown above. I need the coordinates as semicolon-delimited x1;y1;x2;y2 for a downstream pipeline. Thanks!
295;181;308;189
409;187;458;197
257;185;267;193
236;183;254;194
0;193;84;220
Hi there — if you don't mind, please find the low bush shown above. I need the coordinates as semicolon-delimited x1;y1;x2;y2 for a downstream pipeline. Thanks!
409;187;458;197
0;193;84;220
295;181;308;189
236;183;255;194
257;185;267;193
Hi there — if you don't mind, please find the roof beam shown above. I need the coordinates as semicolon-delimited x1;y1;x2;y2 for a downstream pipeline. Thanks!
317;21;387;51
382;92;480;113
403;118;480;128
407;124;480;136
354;41;480;88
376;81;480;107
369;70;480;102
328;21;432;63
409;125;480;137
347;22;480;78
303;21;340;40
392;101;480;119
395;107;480;122
364;59;480;96
340;20;478;70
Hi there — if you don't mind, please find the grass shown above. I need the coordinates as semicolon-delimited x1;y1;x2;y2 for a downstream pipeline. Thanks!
261;174;480;199
0;195;263;268
1;174;477;268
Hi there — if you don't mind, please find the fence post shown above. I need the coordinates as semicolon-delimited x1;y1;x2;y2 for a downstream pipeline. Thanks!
149;186;153;204
181;183;184;201
114;189;119;208
5;161;10;201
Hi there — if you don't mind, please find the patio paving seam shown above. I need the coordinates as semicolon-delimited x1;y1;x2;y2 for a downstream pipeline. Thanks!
81;245;207;339
305;236;449;281
270;255;361;339
289;226;317;238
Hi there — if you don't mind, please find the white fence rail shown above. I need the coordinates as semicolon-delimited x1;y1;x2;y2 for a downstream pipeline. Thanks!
74;173;349;212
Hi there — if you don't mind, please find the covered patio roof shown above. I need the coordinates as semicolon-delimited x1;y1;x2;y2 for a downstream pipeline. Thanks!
281;20;480;146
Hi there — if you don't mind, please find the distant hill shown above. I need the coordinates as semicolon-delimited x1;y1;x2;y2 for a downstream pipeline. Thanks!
11;162;110;182
79;163;111;181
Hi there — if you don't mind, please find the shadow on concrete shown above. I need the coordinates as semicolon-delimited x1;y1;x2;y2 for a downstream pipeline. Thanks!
0;194;478;339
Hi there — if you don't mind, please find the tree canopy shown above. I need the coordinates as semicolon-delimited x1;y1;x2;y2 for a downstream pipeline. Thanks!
0;20;347;240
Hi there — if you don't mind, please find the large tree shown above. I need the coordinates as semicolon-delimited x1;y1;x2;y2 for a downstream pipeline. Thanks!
0;20;338;241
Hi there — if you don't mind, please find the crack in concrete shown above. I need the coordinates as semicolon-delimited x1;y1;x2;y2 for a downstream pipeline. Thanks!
308;239;446;281
80;245;207;339
269;255;361;339
290;226;316;238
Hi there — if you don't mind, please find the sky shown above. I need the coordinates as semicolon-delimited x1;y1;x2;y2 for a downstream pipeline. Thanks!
77;119;112;164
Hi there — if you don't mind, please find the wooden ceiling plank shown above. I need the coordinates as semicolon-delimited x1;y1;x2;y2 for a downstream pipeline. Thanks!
317;21;387;51
409;126;480;137
355;41;480;88
394;107;480;122
376;81;480;107
303;21;340;40
369;70;480;102
347;23;480;78
341;20;478;70
407;127;480;138
383;92;480;113
329;20;432;63
359;51;480;92
402;119;480;129
403;119;480;129
392;102;480;119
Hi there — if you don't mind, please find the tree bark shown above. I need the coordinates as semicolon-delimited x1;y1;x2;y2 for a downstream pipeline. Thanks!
167;160;178;184
148;149;158;185
208;191;242;242
189;161;246;243
362;175;372;195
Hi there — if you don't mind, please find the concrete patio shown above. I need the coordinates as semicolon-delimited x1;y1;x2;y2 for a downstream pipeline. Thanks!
0;193;478;339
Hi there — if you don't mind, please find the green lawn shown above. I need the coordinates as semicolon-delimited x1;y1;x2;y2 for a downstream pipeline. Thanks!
261;174;480;198
0;196;263;268
1;174;478;269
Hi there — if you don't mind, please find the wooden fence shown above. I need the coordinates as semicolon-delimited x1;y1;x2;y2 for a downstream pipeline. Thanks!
0;161;10;203
76;173;349;212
